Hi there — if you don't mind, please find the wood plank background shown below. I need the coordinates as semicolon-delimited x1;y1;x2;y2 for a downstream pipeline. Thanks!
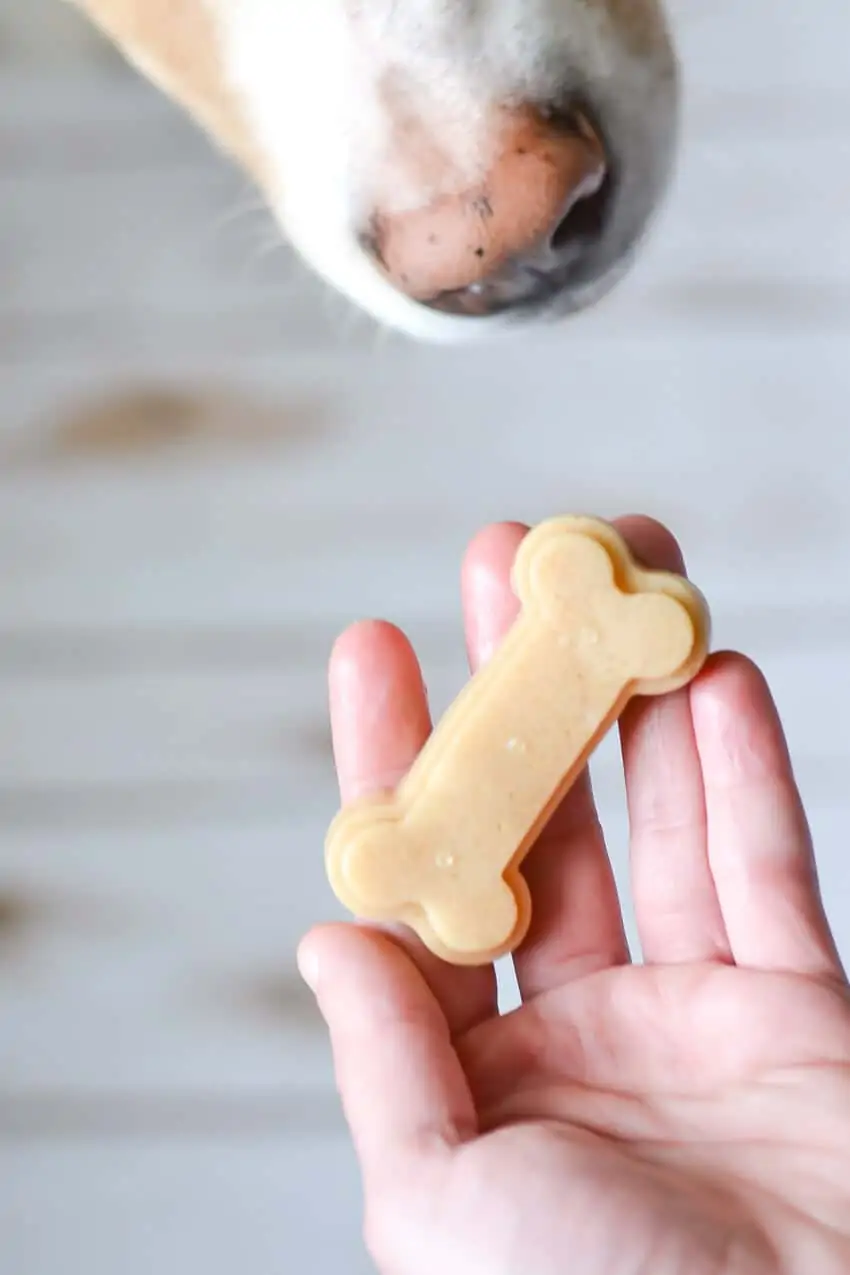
2;1;850;1271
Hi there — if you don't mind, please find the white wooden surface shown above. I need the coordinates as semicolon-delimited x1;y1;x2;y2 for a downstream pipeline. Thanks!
2;2;850;1272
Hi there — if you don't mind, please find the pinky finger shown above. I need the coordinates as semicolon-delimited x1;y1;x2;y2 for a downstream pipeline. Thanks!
693;652;846;984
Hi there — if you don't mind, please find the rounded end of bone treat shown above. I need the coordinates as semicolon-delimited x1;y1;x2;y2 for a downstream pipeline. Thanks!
628;578;712;695
325;800;410;918
417;871;532;966
512;514;711;693
512;516;616;618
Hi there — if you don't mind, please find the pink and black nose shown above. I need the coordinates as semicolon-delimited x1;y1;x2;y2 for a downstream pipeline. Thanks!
363;108;610;318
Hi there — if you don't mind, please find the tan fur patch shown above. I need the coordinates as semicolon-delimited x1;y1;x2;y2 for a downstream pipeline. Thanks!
69;0;266;180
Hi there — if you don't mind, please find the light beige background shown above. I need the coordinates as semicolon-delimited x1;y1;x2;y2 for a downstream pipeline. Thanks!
1;2;849;1272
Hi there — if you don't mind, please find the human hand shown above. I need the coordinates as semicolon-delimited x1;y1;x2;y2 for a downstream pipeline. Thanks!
298;516;850;1275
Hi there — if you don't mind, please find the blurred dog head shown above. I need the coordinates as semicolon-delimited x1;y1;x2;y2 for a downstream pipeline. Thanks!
77;0;679;342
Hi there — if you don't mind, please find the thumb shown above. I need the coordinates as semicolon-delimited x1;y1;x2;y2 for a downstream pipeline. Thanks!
298;924;477;1182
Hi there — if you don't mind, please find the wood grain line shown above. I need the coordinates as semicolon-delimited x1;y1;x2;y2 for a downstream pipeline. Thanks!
0;1092;344;1141
0;602;846;675
0;622;454;674
0;752;845;832
0;779;332;831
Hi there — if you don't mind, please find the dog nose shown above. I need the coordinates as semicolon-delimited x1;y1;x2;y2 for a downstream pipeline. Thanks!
364;107;608;317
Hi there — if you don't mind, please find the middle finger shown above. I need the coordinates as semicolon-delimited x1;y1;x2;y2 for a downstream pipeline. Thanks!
461;520;629;1001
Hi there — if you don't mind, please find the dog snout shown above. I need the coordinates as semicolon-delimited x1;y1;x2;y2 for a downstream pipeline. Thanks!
251;0;680;337
362;106;610;318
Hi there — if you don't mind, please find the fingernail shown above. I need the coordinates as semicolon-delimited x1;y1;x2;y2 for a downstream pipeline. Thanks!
297;942;320;994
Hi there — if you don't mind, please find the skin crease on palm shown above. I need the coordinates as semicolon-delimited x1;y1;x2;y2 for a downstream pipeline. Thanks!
297;515;850;1275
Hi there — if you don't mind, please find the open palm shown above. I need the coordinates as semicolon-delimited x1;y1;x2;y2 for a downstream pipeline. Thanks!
299;516;850;1275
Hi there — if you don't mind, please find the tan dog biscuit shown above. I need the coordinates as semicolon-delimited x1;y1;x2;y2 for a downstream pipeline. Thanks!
325;515;711;966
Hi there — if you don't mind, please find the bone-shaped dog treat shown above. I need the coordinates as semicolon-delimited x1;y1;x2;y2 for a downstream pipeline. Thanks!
325;515;711;965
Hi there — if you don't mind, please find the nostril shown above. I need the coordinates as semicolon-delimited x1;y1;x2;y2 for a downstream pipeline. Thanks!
550;169;612;252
